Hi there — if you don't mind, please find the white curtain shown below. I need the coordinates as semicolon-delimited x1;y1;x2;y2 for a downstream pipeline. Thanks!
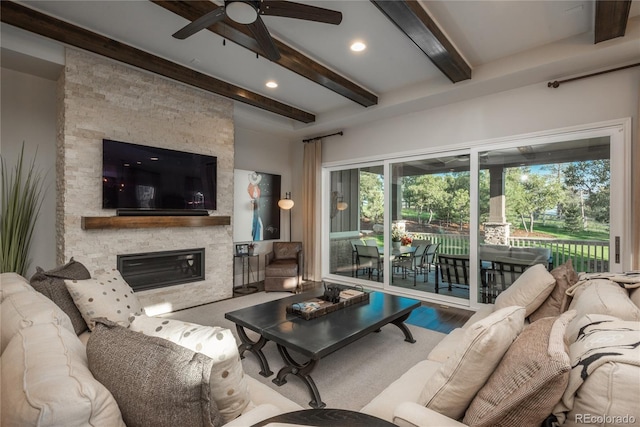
634;87;640;269
303;140;322;280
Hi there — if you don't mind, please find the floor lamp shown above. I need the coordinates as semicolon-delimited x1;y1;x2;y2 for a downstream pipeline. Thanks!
278;192;294;241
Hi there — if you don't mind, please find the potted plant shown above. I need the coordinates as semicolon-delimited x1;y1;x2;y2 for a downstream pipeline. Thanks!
391;224;403;249
248;242;257;256
1;144;46;276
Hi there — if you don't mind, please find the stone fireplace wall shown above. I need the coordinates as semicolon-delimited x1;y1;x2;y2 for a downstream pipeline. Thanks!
57;49;234;314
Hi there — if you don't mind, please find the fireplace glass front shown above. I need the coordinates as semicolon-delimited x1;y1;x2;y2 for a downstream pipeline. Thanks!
118;248;205;291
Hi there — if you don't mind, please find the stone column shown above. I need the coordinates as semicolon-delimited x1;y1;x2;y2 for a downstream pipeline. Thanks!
484;166;510;245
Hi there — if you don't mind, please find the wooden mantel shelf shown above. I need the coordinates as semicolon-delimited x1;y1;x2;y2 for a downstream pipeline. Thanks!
81;215;231;230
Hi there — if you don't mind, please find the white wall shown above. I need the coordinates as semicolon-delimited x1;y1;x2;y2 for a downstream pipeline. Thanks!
234;125;296;244
323;69;639;164
1;67;58;276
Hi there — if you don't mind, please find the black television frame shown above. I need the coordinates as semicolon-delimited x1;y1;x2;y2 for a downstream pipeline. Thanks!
102;139;217;212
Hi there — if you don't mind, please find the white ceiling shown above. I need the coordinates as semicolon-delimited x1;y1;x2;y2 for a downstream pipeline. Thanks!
2;0;640;139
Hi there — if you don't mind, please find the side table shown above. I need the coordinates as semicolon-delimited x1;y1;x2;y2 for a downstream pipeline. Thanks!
233;254;260;295
251;408;397;426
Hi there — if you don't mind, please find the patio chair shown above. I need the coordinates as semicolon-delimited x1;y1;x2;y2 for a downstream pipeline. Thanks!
420;243;440;278
437;254;470;293
355;244;383;281
394;244;427;286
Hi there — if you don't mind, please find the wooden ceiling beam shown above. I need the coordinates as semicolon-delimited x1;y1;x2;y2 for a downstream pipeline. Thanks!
370;0;471;83
151;0;378;107
0;0;315;123
595;0;632;44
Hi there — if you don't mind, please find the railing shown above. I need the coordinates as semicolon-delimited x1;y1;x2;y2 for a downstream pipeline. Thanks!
411;233;609;273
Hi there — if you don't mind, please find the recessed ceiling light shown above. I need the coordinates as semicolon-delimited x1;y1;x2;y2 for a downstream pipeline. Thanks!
266;81;278;88
350;41;366;52
150;157;159;161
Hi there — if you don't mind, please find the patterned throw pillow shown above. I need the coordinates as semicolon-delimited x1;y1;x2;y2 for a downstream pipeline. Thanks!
30;258;92;334
65;269;144;331
129;314;250;423
87;318;223;427
463;310;575;427
529;259;579;322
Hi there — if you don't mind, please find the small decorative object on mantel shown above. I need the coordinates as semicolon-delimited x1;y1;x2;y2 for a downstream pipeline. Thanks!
248;242;257;256
287;283;368;320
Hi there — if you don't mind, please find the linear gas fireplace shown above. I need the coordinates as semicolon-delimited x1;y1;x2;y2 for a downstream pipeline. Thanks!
118;248;205;291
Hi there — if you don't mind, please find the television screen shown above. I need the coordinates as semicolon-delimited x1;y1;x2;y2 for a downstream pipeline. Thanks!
102;139;217;211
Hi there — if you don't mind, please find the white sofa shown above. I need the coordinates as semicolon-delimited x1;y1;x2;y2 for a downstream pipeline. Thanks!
361;264;640;426
0;272;302;427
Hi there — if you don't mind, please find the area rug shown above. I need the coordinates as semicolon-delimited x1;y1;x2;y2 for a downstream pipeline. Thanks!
159;291;446;411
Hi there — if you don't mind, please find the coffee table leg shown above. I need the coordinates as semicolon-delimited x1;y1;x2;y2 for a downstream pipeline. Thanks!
391;312;417;343
272;344;325;409
235;325;273;377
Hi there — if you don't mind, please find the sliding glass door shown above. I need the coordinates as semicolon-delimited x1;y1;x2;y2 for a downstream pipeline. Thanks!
388;155;471;304
324;120;629;308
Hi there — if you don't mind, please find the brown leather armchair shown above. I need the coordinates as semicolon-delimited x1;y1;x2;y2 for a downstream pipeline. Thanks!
264;242;304;292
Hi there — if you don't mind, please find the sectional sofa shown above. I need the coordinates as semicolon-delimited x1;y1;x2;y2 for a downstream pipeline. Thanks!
0;270;302;427
361;263;640;426
2;260;639;427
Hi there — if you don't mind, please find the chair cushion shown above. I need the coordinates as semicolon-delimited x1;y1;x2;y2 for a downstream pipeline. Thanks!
87;318;224;427
493;264;556;316
418;306;526;420
273;242;301;260
65;269;144;331
529;259;579;322
265;260;299;276
30;258;92;335
463;310;575;427
129;314;250;422
1;322;125;427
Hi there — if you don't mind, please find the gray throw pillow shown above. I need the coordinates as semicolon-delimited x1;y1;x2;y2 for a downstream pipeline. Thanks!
30;258;91;334
86;318;224;427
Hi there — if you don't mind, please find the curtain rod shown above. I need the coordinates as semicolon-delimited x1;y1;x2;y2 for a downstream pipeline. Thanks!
302;131;343;143
548;62;640;88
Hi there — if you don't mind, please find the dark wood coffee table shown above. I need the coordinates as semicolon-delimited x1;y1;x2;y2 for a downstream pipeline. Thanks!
251;408;397;426
225;289;420;408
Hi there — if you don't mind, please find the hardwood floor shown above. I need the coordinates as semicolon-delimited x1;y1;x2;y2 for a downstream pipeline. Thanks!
235;280;473;334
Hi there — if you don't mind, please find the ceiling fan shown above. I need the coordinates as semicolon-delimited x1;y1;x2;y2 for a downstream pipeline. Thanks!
172;0;343;61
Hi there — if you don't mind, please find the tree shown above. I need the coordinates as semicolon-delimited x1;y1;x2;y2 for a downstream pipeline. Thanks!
563;160;610;224
505;167;562;233
405;174;448;224
359;171;384;224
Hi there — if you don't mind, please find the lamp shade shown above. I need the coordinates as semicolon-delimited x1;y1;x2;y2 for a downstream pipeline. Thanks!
278;198;294;210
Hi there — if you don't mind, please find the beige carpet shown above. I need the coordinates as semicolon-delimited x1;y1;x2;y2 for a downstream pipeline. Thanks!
159;291;446;411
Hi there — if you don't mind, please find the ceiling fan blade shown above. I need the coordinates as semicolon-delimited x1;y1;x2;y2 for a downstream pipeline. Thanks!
260;1;342;25
172;8;226;40
247;16;281;61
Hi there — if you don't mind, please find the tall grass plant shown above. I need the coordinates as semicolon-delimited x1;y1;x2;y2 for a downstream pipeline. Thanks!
1;144;46;275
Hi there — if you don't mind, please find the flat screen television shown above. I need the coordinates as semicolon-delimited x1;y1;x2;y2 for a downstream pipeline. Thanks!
102;139;217;211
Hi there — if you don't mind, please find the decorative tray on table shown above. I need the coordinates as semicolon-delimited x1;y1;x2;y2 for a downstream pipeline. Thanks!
286;283;369;320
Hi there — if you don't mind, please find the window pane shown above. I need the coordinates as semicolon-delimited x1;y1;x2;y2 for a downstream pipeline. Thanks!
477;138;610;304
329;166;384;284
390;156;470;300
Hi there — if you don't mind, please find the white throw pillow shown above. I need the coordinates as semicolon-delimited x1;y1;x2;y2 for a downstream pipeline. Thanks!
129;314;250;422
1;322;125;427
494;264;556;316
418;305;526;420
1;289;75;354
0;272;34;302
65;269;144;330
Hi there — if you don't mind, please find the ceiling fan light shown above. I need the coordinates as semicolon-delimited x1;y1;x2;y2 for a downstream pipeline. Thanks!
226;1;258;24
